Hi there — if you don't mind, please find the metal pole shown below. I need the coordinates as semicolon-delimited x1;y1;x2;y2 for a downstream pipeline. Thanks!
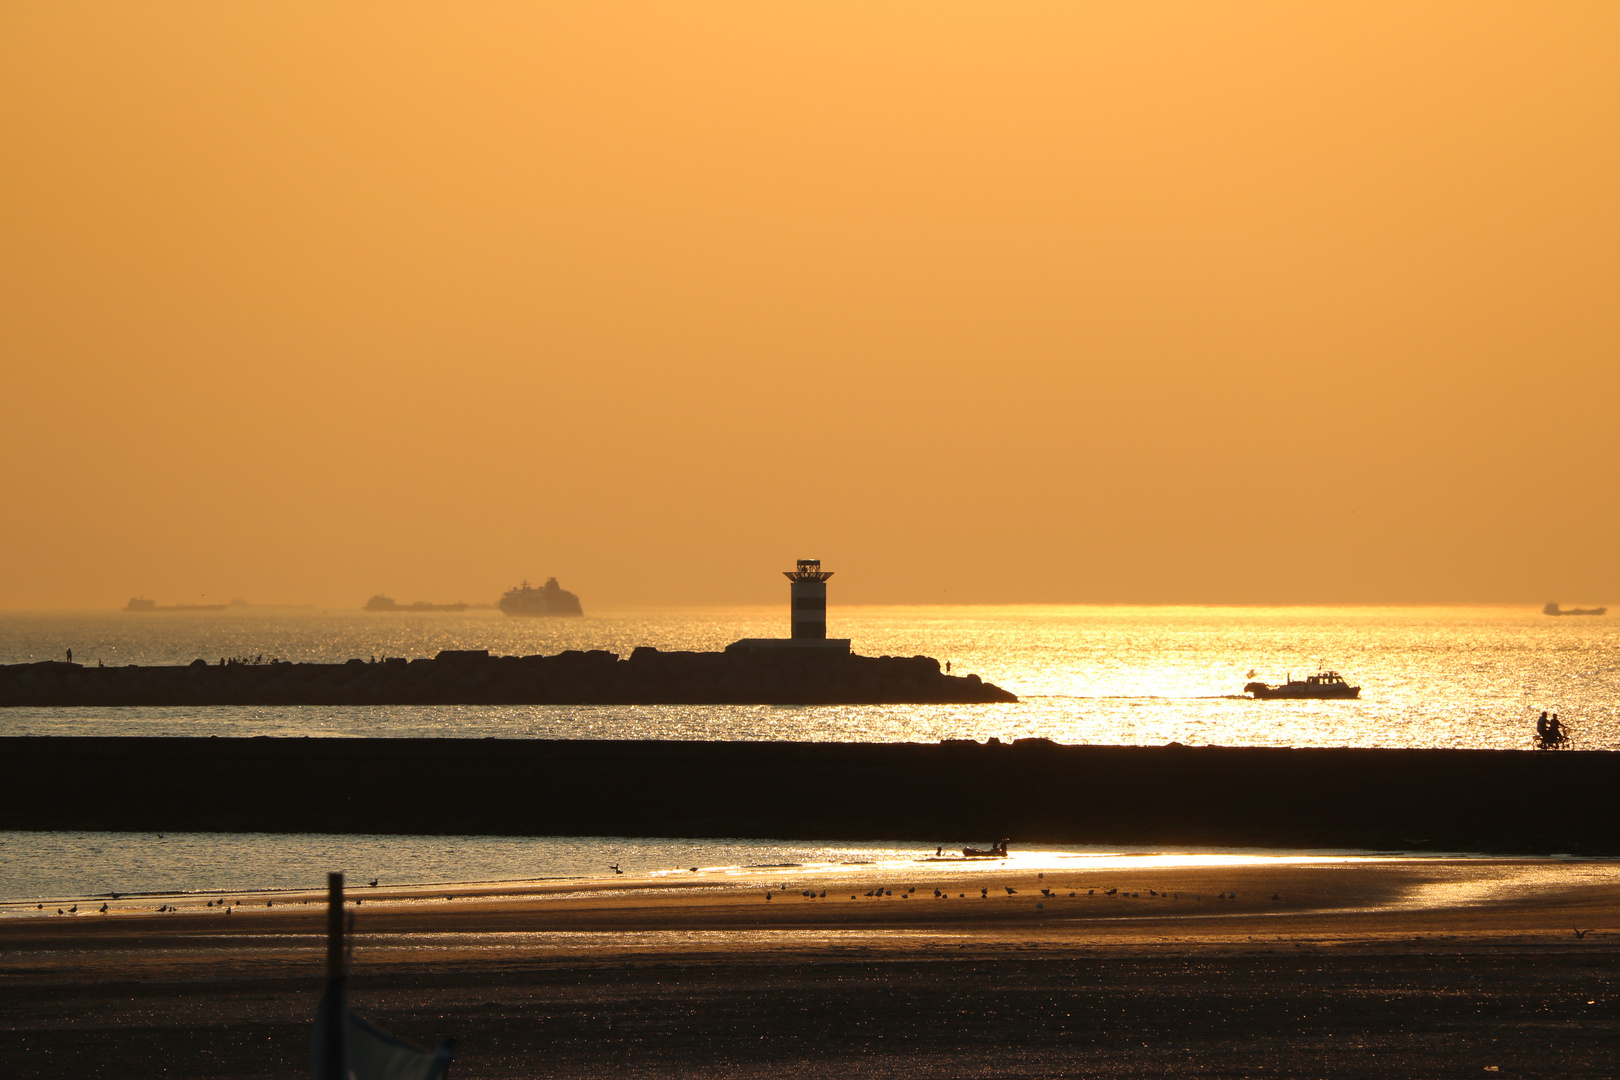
322;871;347;1080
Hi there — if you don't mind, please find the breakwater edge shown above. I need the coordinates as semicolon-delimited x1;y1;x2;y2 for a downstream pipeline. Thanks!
6;736;1616;854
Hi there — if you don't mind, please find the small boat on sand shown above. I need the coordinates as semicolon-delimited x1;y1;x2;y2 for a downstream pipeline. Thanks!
1244;671;1360;699
962;840;1009;858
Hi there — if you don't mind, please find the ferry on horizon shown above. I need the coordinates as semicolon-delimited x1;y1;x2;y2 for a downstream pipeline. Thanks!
1244;670;1360;699
499;577;584;617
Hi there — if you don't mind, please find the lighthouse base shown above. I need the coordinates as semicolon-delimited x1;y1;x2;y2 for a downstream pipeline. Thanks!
724;638;851;654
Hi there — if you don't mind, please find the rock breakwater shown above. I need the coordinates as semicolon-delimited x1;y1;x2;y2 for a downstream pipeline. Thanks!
3;737;1616;854
0;648;1016;706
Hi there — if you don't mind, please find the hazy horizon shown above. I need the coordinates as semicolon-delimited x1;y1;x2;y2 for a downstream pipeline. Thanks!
4;3;1616;610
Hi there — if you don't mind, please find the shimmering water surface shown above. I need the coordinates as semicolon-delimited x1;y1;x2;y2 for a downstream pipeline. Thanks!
3;605;1613;900
1;604;1614;749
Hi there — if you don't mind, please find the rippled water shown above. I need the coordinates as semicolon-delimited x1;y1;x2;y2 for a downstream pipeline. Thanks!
1;604;1615;749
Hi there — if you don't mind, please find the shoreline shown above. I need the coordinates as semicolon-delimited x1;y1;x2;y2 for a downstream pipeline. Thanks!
9;857;1619;1077
6;848;1613;919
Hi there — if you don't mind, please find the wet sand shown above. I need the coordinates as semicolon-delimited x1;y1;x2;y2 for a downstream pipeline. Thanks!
5;859;1620;1077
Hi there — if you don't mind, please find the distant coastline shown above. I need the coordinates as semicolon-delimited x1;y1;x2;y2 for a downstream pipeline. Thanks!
124;598;314;612
364;595;469;613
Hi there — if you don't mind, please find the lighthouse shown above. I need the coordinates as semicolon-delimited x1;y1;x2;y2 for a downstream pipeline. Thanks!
726;558;852;654
786;559;832;639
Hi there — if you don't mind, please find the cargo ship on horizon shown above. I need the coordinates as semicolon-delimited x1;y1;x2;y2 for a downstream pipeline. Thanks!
364;596;469;613
1544;602;1607;616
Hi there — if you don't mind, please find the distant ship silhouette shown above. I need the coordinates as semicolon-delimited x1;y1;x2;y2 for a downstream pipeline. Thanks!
1544;602;1607;616
365;596;468;613
500;578;583;617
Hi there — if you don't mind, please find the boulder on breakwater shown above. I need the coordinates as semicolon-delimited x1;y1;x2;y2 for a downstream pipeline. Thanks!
0;647;1017;706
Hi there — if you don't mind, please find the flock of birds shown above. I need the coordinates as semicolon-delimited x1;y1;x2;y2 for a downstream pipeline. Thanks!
760;883;1257;904
35;875;389;916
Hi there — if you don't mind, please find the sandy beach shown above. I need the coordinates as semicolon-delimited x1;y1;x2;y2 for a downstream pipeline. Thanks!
5;857;1619;1077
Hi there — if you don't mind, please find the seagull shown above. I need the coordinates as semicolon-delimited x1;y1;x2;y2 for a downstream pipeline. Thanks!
1005;886;1017;895
608;864;621;875
99;903;108;914
369;879;379;887
68;905;77;913
1575;927;1591;939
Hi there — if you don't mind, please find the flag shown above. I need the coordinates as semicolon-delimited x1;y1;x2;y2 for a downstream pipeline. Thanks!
312;990;454;1080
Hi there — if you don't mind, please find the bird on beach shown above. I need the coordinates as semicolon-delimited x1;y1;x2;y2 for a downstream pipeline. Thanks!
608;864;621;875
369;879;379;887
1005;886;1017;895
99;903;108;913
1574;927;1591;939
981;888;988;897
68;905;77;913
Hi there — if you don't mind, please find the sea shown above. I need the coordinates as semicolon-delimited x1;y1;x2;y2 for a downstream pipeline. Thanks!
3;604;1614;902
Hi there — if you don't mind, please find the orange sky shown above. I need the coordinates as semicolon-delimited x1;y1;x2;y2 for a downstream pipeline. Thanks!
2;2;1616;609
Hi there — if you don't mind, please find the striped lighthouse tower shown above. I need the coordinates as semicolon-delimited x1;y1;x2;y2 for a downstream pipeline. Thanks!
785;559;833;639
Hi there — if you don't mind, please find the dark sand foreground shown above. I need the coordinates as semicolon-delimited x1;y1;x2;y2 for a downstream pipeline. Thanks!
5;859;1620;1077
